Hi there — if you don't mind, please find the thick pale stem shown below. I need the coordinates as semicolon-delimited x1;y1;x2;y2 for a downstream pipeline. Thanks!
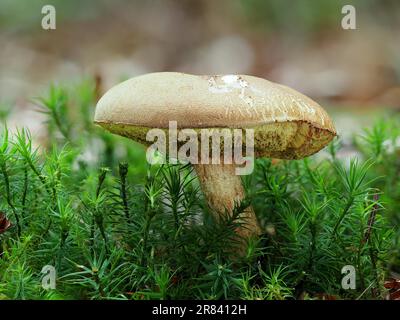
193;163;261;241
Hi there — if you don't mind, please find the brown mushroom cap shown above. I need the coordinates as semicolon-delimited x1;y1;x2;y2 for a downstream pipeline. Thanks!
95;72;336;159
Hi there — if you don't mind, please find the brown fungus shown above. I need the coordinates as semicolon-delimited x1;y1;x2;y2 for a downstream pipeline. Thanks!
94;72;336;249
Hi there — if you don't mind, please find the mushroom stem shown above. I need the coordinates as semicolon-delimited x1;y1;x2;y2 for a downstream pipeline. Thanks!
193;163;261;242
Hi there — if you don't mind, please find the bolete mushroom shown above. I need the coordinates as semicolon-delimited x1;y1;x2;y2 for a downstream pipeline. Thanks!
94;72;336;245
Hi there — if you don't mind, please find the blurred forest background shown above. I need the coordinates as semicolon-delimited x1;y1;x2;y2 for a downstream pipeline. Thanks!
0;0;399;148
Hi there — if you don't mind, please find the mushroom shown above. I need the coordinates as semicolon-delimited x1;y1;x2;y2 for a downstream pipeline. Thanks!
94;72;336;246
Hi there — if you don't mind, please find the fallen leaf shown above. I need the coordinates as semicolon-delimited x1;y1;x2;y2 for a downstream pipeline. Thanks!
0;212;12;234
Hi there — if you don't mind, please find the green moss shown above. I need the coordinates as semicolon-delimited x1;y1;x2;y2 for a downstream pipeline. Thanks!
0;81;397;300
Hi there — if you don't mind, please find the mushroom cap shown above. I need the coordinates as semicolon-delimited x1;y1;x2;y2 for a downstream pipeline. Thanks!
95;72;336;159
